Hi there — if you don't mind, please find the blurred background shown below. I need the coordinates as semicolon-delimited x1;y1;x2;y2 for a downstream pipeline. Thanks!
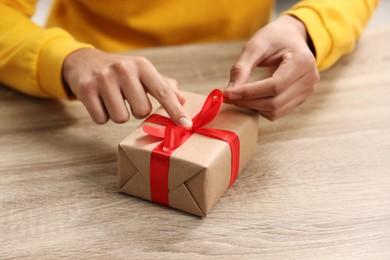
32;0;390;30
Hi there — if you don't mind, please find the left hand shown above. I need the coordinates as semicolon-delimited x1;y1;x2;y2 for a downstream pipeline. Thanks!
223;15;320;120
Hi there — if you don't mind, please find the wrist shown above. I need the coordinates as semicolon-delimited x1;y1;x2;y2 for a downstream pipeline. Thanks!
279;15;308;41
280;15;316;57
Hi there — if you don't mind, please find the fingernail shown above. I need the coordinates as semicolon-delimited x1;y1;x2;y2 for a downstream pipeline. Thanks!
179;117;192;129
228;93;242;100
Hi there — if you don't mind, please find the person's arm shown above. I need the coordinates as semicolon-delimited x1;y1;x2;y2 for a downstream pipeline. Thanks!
0;1;93;98
284;0;380;70
223;0;379;120
0;1;192;127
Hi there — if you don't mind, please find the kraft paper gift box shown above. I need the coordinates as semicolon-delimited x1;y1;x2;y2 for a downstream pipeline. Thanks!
118;89;258;217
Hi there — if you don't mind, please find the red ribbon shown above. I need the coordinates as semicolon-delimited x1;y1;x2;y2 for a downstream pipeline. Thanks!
143;89;240;206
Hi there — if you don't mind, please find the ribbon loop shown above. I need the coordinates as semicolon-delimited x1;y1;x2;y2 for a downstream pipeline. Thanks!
192;89;223;129
163;125;186;151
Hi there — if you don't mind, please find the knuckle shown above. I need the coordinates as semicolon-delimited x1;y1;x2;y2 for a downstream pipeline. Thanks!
271;79;283;96
269;82;278;96
230;63;244;77
110;60;129;73
133;106;152;119
112;114;130;124
283;52;294;62
77;79;95;99
134;56;151;68
92;70;112;92
94;67;111;81
93;114;109;125
268;98;282;111
156;85;173;100
267;115;278;121
112;112;130;124
267;111;279;121
239;87;252;98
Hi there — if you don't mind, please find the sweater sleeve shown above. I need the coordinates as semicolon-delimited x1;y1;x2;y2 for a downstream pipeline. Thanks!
0;1;94;99
284;0;379;71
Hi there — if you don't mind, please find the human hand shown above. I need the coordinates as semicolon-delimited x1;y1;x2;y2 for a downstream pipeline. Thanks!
62;48;192;128
223;15;319;120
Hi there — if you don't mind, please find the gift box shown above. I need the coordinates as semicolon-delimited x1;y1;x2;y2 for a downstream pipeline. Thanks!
118;89;258;216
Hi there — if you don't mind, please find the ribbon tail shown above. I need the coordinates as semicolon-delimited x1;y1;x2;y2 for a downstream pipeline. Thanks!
143;125;165;138
195;128;240;187
150;143;173;205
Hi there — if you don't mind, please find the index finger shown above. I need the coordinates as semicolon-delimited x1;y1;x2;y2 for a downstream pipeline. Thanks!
139;61;192;129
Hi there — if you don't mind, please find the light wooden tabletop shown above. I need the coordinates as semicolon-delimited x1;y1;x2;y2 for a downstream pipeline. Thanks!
1;27;390;259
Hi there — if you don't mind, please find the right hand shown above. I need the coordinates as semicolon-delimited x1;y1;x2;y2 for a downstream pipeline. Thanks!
223;15;319;120
62;48;193;128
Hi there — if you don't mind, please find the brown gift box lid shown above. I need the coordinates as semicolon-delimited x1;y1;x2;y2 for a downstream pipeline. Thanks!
118;91;258;216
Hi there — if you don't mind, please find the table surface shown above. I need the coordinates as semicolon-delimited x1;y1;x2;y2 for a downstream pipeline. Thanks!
1;26;390;259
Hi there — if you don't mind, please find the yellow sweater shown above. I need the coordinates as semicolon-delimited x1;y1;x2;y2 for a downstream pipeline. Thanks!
0;0;379;99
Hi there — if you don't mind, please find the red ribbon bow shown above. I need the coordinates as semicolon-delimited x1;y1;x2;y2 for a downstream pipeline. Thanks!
143;89;240;205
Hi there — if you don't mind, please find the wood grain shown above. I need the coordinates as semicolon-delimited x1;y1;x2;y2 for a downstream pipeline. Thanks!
1;27;390;259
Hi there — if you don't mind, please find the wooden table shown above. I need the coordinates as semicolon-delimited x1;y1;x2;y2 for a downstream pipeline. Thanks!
1;27;390;259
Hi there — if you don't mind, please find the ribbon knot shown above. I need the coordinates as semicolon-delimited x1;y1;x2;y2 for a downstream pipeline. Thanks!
143;89;240;206
143;89;224;151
